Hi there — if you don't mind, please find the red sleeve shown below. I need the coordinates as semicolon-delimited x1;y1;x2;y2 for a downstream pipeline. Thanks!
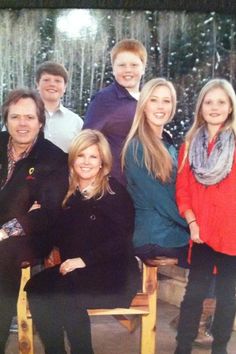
176;143;192;217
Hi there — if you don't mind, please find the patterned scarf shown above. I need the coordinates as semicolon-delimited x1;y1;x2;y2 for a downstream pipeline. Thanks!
189;126;235;185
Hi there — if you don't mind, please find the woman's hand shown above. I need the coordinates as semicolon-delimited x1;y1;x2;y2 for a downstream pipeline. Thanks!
29;201;41;212
60;257;86;275
189;221;203;244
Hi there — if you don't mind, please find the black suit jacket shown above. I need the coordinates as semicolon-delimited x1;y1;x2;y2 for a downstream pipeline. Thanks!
0;131;68;245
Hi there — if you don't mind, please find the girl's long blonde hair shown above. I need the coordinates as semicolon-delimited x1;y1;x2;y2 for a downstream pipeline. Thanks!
63;129;113;206
122;78;177;183
179;78;236;170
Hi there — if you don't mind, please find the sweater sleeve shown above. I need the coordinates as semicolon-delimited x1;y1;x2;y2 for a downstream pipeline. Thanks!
83;92;107;131
125;141;187;228
176;143;192;216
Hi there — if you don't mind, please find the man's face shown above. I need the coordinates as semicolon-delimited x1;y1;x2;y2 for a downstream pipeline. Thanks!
6;98;42;153
37;73;66;105
112;51;145;93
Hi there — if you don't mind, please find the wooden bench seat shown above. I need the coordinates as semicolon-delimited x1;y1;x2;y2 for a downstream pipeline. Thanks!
88;292;149;316
17;257;177;354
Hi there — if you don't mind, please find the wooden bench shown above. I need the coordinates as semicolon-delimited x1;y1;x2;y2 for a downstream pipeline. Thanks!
17;257;178;354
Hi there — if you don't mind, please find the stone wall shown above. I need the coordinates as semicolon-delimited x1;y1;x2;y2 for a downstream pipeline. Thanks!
158;266;188;307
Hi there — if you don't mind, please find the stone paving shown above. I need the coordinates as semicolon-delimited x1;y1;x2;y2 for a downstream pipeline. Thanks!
6;300;236;354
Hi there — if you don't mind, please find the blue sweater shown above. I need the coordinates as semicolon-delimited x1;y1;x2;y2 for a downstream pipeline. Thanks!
124;135;189;248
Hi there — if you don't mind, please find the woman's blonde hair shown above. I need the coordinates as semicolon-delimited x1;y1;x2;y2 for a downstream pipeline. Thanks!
179;78;236;170
63;129;113;206
122;78;177;183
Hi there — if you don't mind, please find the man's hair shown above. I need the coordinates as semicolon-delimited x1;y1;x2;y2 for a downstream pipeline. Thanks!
110;39;147;67
2;88;46;130
36;61;68;84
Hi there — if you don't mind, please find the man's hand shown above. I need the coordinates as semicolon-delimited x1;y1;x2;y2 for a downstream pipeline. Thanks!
0;229;8;241
60;257;86;275
28;201;41;212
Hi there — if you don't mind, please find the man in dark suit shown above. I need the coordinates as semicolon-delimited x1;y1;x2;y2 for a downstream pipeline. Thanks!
0;88;68;351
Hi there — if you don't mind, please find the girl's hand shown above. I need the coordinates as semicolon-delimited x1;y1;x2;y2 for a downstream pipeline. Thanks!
29;201;41;212
60;257;86;275
189;221;204;244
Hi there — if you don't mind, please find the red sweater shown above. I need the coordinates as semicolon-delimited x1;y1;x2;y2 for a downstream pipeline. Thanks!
176;143;236;255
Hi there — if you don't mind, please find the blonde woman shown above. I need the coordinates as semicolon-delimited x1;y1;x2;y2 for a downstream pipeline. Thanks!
122;78;189;266
26;129;140;354
175;79;236;354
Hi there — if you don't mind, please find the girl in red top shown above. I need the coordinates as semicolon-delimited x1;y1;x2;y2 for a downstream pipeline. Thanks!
174;79;236;354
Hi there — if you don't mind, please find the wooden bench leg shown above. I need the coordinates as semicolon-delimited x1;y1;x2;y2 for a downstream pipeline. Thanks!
17;266;34;354
140;265;158;354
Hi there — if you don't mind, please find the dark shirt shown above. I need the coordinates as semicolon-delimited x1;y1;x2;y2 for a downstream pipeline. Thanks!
83;80;138;185
56;178;135;265
0;131;68;252
53;177;140;307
